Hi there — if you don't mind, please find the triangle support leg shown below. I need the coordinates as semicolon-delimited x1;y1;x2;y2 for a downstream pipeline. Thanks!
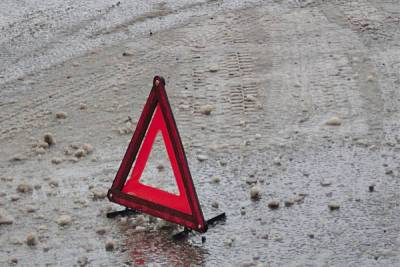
172;212;226;240
106;208;138;218
206;212;226;228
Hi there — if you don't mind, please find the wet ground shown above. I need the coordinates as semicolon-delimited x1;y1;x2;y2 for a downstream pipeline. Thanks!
1;0;400;266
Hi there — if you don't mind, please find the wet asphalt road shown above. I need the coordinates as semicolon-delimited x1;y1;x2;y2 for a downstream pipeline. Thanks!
1;0;400;266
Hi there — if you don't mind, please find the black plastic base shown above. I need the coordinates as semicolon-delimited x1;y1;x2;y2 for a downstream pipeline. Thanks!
173;212;226;240
206;212;226;226
106;208;138;218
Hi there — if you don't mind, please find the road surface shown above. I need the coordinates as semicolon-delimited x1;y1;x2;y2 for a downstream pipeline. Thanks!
1;0;400;266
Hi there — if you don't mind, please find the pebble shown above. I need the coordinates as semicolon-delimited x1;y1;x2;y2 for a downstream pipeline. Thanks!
134;226;147;233
369;185;375;192
284;198;295;207
219;160;227;166
273;157;281;166
355;139;369;147
51;157;63;165
211;176;220;183
79;103;87;110
91;187;107;200
250;184;261;200
56;111;68;119
64;147;73;155
77;256;88;267
35;141;49;149
197;154;208;162
211;201;219;208
26;233;37;246
294;195;305;203
122;51;133;56
179;104;190;110
119;217;128;225
268;201;280;210
38;225;48;231
69;157;79;163
33;184;41;190
320;180;332;187
224;238;235;247
260;233;268;239
133;215;146;226
117;126;132;135
199;105;214;115
385;169;393;175
328;203;340;211
10;195;20;201
367;75;374;82
82;144;93;154
17;182;33;193
49;180;59;188
105;240;116;251
10;258;18;264
55;111;68;119
245;95;257;102
255;133;261;140
44;133;56;146
0;208;14;225
325;116;341;126
70;143;80;149
95;227;107;235
246;176;257;185
74;148;87;158
209;64;219;72
26;205;38;213
34;147;46;155
56;215;72;226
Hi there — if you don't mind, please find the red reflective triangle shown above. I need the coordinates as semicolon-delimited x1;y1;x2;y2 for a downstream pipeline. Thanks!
108;76;206;232
122;105;192;215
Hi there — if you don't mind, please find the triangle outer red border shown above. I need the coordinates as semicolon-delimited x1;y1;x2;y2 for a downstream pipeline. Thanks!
108;76;207;233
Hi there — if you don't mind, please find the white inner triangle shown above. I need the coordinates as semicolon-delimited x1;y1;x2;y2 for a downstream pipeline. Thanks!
138;131;180;195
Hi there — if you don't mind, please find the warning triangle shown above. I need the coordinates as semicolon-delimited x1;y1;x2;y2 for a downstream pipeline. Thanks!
108;76;207;232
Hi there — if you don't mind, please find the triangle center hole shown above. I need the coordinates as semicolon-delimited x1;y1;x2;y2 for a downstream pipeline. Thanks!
137;131;180;195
